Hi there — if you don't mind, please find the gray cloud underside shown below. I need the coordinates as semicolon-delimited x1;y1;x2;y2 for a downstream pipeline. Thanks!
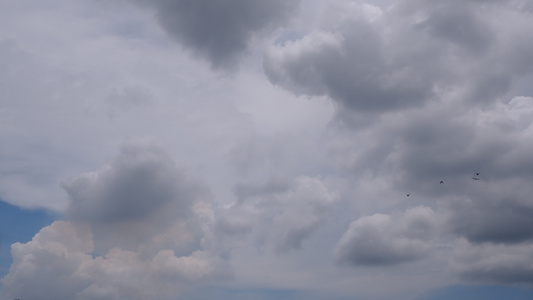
453;239;533;284
264;0;533;114
1;140;232;300
62;140;212;255
335;206;437;266
447;196;533;244
133;0;300;70
329;94;533;271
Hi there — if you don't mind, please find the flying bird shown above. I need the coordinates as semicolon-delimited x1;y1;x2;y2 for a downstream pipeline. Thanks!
472;177;480;180
476;172;480;176
440;181;444;184
406;193;410;197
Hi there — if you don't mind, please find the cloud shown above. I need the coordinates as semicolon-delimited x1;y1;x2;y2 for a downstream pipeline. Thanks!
1;221;231;300
1;140;232;300
3;0;533;298
325;94;533;199
217;176;337;253
264;0;533;117
445;194;533;244
334;206;438;266
452;238;533;284
365;96;533;247
327;93;533;284
232;177;291;203
263;1;434;114
130;0;300;70
64;140;193;223
62;139;212;255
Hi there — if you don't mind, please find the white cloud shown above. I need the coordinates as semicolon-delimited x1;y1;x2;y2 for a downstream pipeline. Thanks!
217;176;337;253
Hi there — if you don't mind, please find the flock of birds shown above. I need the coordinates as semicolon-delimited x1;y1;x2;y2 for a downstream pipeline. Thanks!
406;172;480;197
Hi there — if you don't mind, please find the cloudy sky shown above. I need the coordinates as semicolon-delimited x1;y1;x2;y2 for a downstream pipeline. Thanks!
1;0;533;299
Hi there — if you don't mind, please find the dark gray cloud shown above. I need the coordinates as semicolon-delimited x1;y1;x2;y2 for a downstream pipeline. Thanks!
264;24;435;113
64;140;195;223
1;141;232;300
414;2;493;54
258;1;533;287
62;139;211;255
132;0;300;70
335;206;437;266
328;94;533;196
327;95;533;283
264;0;533;115
382;98;533;248
393;0;533;104
452;239;533;284
327;91;533;283
446;194;533;244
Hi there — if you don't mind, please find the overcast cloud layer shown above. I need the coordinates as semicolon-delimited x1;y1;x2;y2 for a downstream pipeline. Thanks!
1;0;533;299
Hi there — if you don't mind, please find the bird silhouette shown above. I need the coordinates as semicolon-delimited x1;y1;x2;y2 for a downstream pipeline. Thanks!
476;172;480;176
406;193;410;197
472;177;480;180
440;181;444;184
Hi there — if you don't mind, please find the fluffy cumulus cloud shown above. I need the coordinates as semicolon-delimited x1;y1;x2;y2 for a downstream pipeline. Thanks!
3;0;533;299
325;93;533;286
1;141;232;300
335;206;437;266
264;0;533;116
0;141;337;299
62;140;209;255
266;0;533;288
130;0;301;70
2;221;230;300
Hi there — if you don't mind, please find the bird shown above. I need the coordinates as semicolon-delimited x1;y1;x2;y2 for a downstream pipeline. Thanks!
406;193;410;197
476;172;480;176
440;181;444;184
472;177;480;180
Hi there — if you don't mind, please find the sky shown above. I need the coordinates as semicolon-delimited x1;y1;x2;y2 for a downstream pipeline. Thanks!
1;0;533;299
